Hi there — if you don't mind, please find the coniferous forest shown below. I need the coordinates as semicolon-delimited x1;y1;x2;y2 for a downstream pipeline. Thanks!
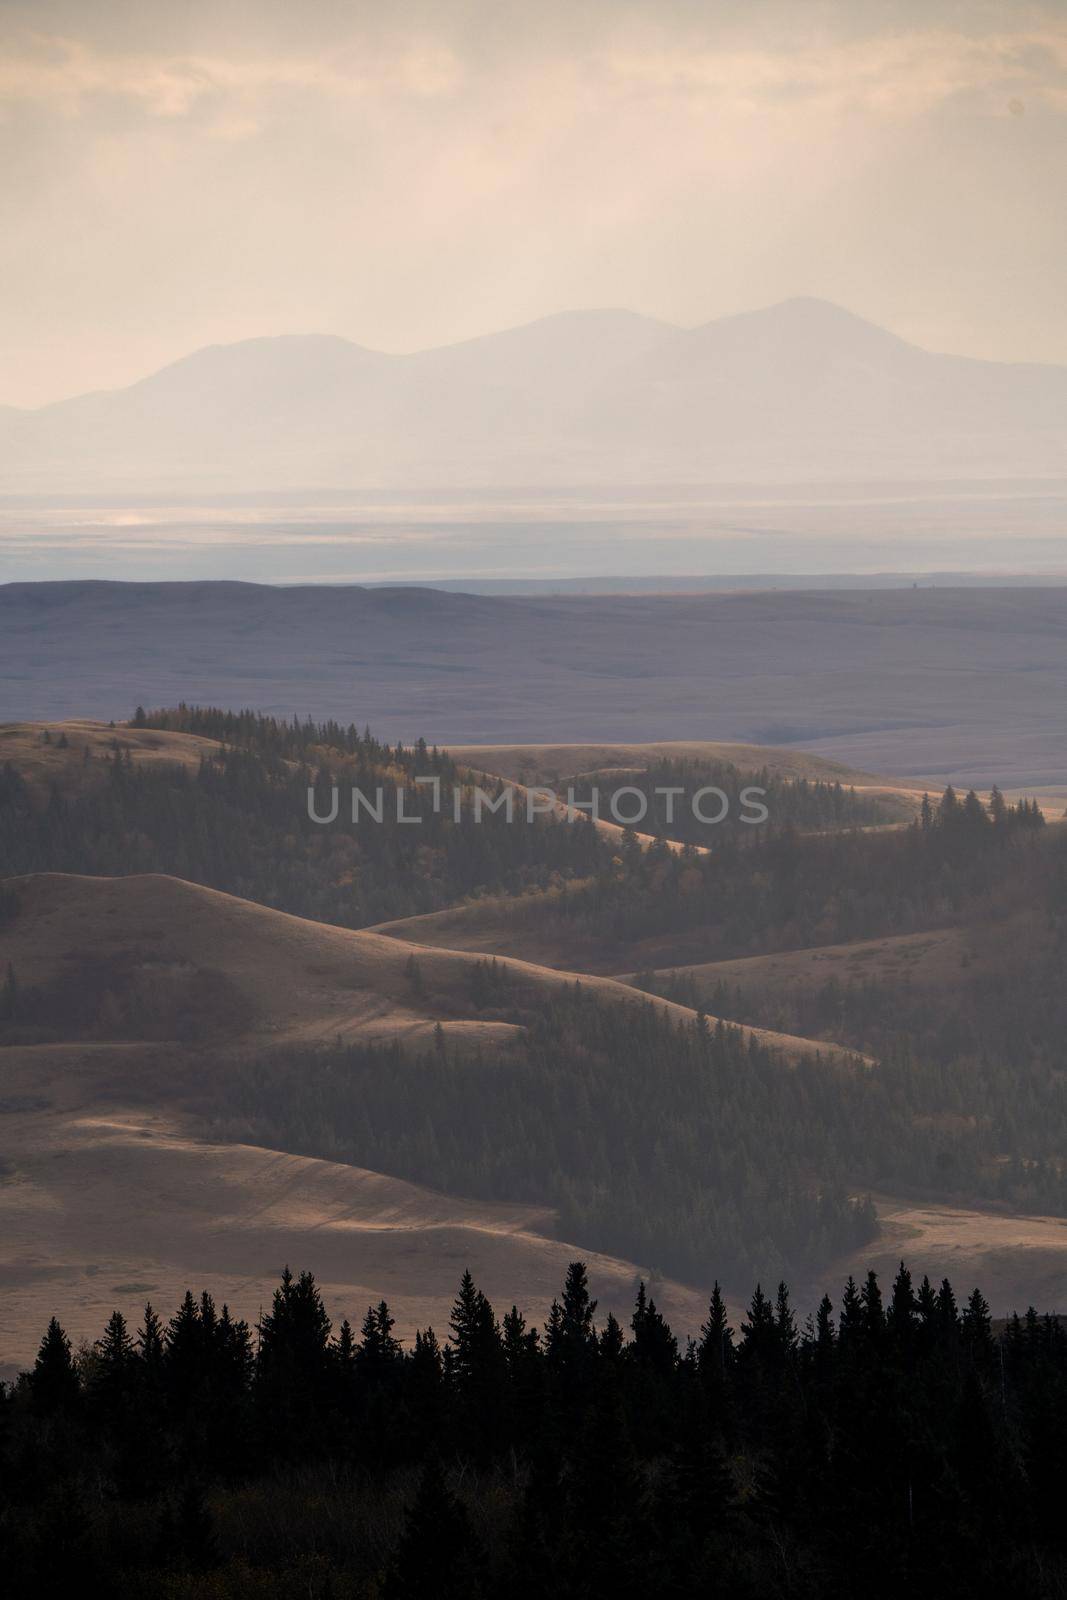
6;1258;1067;1598
0;705;904;930
0;711;604;927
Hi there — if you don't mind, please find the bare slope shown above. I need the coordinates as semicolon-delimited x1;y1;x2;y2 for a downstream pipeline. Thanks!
0;1082;708;1375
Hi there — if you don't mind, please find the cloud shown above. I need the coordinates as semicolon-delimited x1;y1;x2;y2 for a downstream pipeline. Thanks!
603;25;1067;117
0;0;1065;404
0;29;464;126
3;10;1066;130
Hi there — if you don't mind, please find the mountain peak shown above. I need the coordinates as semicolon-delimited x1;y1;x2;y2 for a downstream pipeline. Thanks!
696;295;915;352
2;298;1063;494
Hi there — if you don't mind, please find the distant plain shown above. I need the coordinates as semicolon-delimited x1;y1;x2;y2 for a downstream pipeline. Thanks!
3;482;1067;587
4;578;1067;790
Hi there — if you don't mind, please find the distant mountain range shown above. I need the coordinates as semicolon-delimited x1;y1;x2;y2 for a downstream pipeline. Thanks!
2;298;1066;494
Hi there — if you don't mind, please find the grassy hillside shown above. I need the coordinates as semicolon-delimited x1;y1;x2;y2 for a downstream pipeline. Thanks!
0;870;852;1366
4;710;1067;1357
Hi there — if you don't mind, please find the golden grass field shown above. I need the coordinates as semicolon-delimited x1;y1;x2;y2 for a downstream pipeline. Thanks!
830;1196;1067;1322
0;1078;711;1381
0;719;225;792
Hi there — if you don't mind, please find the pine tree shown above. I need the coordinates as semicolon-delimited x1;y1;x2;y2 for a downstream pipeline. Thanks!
739;1283;777;1365
937;1278;960;1342
92;1309;136;1406
839;1275;863;1351
31;1316;79;1414
546;1261;598;1379
334;1317;356;1375
860;1270;884;1340
814;1295;836;1365
164;1290;206;1403
887;1261;917;1351
962;789;989;829
448;1270;506;1456
256;1266;332;1453
408;1326;446;1449
357;1300;403;1379
961;1286;994;1360
697;1281;734;1384
599;1311;625;1363
938;785;960;824
215;1304;254;1399
630;1282;678;1373
774;1282;798;1357
258;1266;332;1381
137;1302;165;1375
448;1270;487;1383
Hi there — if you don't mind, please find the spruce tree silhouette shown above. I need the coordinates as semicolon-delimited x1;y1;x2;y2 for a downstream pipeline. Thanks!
31;1317;79;1415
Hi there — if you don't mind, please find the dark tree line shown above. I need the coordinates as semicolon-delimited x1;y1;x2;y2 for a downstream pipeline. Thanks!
5;1259;1067;1596
0;719;604;928
0;707;943;939
564;754;903;843
535;781;1050;963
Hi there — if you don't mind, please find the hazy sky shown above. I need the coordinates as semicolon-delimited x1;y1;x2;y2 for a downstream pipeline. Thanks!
2;0;1066;407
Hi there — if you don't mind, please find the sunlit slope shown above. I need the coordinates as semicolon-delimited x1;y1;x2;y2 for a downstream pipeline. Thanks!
0;870;854;1061
0;1086;709;1373
0;719;225;794
450;738;925;809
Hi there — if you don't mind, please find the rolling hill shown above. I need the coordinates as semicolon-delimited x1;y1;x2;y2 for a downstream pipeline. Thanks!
0;870;850;1061
2;298;1065;494
0;868;850;1369
3;868;1066;1367
0;1077;711;1382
